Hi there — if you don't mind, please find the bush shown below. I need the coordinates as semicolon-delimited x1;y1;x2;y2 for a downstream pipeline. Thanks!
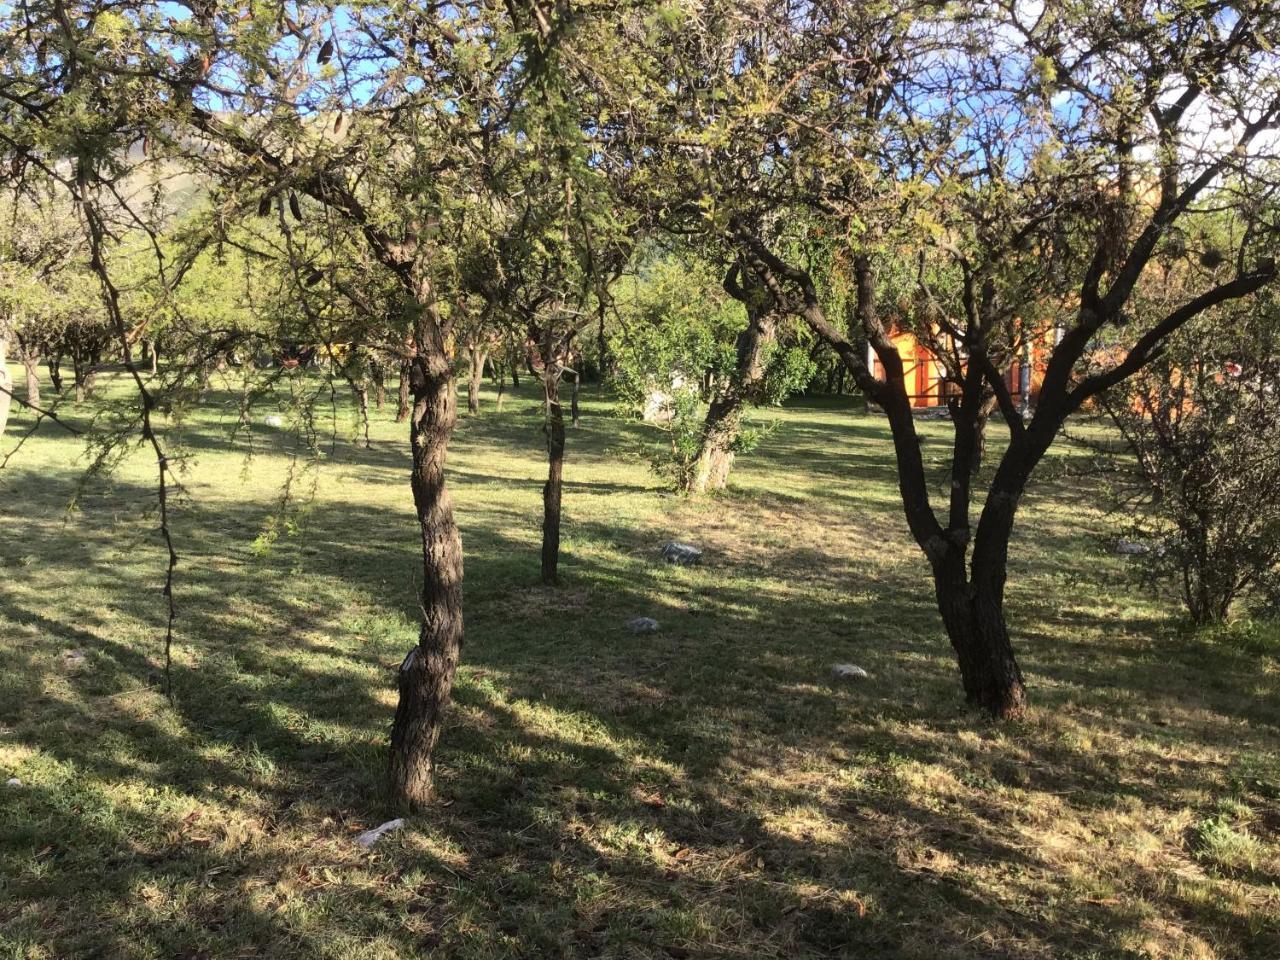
1104;304;1280;625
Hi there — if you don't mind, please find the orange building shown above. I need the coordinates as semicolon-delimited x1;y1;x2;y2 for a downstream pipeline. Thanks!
867;326;1052;409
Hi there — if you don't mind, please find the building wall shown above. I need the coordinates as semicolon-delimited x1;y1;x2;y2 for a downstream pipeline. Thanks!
866;328;1050;409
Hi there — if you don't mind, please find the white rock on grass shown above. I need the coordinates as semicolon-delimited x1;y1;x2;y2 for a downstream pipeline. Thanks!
832;663;869;680
264;414;285;428
355;818;405;849
627;617;660;634
5;777;21;788
1114;540;1150;556
661;542;703;565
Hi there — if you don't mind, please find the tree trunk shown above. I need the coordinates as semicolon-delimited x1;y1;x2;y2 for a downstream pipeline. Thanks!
496;360;507;411
355;383;371;447
23;354;40;406
685;301;777;494
373;362;386;410
570;368;581;427
968;396;998;471
395;361;411;423
46;354;63;393
388;353;464;812
466;344;484;415
946;445;1043;719
597;312;608;381
135;338;156;376
0;337;12;438
73;361;86;403
687;396;740;494
541;367;566;585
147;341;158;376
930;551;1026;717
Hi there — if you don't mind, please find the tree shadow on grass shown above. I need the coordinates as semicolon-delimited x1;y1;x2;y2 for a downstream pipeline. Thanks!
3;398;1279;958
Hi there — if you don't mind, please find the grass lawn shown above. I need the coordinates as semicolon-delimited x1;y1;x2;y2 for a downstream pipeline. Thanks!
1;370;1278;959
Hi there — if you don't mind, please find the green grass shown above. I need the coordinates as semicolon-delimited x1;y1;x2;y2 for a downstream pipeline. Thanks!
2;369;1279;959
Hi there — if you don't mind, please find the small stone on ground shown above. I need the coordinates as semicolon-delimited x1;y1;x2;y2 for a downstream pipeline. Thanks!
627;616;660;633
832;663;869;680
661;542;703;565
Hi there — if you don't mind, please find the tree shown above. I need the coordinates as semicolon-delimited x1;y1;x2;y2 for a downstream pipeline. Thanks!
161;0;650;801
636;0;1280;716
772;3;1280;716
0;182;88;414
456;300;499;417
611;247;813;492
691;255;816;493
459;23;637;585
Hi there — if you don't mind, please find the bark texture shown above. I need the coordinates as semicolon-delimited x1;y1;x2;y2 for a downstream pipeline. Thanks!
541;366;566;585
23;354;40;406
388;348;464;812
931;551;1027;718
686;277;777;495
395;360;411;423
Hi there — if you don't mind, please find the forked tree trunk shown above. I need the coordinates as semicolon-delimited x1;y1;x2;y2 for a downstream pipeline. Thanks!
934;446;1038;719
23;355;40;406
542;367;566;585
931;552;1026;717
685;302;777;494
388;354;464;812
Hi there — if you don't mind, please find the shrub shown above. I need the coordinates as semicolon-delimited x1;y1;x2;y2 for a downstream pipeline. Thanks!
1103;304;1280;625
